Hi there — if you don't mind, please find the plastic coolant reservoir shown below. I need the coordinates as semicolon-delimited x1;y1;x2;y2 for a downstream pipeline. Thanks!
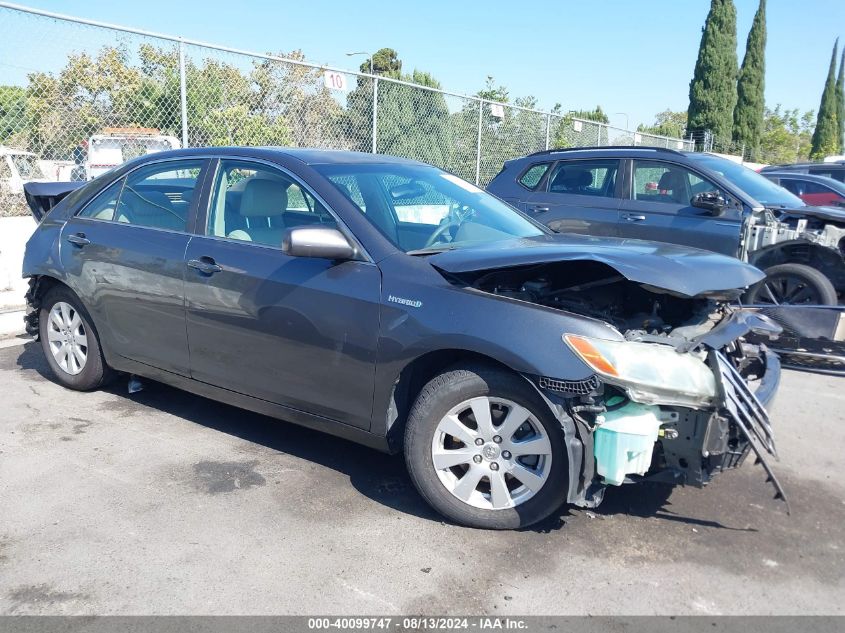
593;401;662;486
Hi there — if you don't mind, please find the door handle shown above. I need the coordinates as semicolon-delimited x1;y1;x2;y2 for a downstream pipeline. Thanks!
530;205;550;213
66;233;90;247
622;213;646;222
187;257;223;275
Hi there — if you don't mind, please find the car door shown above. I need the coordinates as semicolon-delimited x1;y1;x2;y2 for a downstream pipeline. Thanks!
59;158;208;376
616;159;742;256
525;158;622;236
184;158;381;430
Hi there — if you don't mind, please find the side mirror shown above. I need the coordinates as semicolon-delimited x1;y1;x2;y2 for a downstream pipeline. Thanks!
691;191;728;216
282;226;356;260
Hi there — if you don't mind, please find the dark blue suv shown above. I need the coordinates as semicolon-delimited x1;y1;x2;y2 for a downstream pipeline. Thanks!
487;147;845;305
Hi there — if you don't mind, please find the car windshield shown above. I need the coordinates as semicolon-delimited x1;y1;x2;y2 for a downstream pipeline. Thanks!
315;163;546;253
10;153;45;179
687;153;804;209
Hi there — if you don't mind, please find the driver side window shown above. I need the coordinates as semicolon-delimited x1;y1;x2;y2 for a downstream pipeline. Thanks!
207;160;336;248
632;160;724;207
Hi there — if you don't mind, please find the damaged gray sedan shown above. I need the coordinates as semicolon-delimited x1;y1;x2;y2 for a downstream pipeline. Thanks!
22;147;784;529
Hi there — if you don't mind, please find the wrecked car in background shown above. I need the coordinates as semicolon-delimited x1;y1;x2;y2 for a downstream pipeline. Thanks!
488;147;845;306
21;147;785;529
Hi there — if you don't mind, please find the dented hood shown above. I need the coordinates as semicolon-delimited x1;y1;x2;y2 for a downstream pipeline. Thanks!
429;234;765;298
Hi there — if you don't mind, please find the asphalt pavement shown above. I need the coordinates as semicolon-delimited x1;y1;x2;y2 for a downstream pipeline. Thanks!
1;339;843;615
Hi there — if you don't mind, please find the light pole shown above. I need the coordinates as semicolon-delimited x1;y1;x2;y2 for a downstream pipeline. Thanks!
614;112;630;131
345;51;373;75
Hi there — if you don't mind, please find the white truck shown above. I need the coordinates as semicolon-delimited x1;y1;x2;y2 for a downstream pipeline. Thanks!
73;128;181;181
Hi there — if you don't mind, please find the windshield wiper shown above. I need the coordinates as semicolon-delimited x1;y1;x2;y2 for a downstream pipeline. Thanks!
407;245;460;256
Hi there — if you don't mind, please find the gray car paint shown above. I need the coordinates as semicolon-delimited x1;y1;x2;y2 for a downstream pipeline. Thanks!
428;233;764;296
23;148;769;464
487;148;759;257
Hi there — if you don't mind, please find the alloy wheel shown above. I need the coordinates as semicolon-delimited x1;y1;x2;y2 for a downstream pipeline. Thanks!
431;396;552;510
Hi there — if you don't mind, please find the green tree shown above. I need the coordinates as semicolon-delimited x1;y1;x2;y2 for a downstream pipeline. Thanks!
732;0;766;160
759;105;814;164
0;85;26;144
252;50;346;148
810;39;841;159
346;48;451;167
638;109;688;138
550;105;610;148
376;70;452;167
837;47;845;153
361;48;402;77
687;0;739;146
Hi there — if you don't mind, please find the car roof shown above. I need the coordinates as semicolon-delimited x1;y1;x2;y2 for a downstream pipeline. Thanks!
121;146;426;167
522;146;690;161
762;161;845;170
764;171;845;188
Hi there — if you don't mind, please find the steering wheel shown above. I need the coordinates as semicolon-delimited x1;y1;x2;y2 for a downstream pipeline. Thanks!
423;220;461;249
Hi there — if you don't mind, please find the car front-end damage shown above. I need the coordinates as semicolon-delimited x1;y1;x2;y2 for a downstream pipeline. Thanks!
432;241;787;513
745;206;845;292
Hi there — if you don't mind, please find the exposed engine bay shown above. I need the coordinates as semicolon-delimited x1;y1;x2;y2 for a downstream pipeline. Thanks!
453;259;787;512
466;259;724;339
747;209;845;256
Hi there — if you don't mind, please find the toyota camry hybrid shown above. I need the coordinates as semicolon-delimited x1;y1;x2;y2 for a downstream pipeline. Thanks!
22;147;785;529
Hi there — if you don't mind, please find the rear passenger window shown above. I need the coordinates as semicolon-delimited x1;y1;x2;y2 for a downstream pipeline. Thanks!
78;179;124;220
518;163;551;190
117;160;204;231
546;160;619;197
207;160;336;248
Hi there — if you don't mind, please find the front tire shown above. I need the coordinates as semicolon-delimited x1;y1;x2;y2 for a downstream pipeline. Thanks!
746;263;838;305
404;365;569;529
39;285;114;391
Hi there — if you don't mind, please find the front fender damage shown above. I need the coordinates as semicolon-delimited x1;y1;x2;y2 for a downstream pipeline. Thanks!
527;309;788;514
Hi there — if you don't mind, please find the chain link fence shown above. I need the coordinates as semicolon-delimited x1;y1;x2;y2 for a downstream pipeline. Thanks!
0;3;694;216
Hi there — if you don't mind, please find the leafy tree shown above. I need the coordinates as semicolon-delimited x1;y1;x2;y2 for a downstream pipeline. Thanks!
476;76;509;104
346;49;451;166
252;50;346;148
638;109;688;138
360;48;402;77
687;0;739;145
837;47;845;153
550;105;610;148
732;0;766;161
759;105;814;164
0;85;26;144
376;70;452;166
810;39;841;159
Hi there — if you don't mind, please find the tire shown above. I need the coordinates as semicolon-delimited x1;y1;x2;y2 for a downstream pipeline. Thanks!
745;263;838;306
404;364;569;529
39;285;114;391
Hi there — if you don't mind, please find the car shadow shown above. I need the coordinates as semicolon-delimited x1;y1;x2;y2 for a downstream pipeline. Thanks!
15;341;749;533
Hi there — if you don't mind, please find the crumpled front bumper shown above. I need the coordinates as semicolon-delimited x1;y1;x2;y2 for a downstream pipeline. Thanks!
562;309;787;512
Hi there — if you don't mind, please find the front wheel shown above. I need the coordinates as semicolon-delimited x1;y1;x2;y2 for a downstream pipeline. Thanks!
404;365;569;529
745;263;838;305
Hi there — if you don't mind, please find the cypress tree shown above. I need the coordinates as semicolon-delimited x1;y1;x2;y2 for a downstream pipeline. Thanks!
810;39;841;159
836;47;845;153
687;0;739;146
732;0;766;160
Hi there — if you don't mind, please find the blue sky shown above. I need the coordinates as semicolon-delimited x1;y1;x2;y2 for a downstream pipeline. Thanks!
5;0;845;130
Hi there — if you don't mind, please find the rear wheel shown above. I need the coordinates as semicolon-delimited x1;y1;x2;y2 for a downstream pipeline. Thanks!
39;285;114;390
746;263;838;306
404;365;569;529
